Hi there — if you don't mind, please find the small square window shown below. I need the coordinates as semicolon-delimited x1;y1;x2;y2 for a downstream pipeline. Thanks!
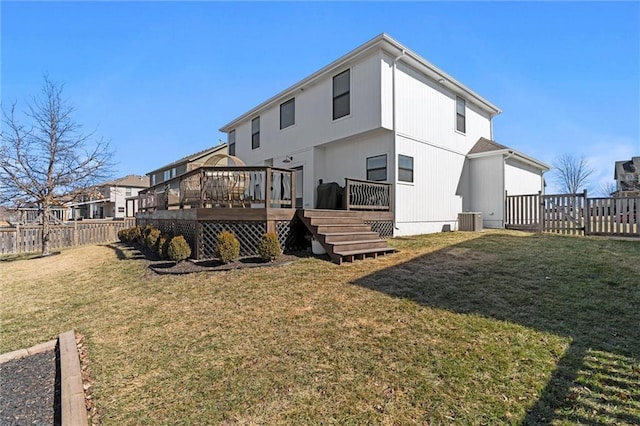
366;154;387;181
280;98;295;129
398;155;414;183
252;117;260;150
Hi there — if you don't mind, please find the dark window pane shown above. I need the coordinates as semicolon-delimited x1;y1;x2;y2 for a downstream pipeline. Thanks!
333;94;350;119
252;134;260;149
399;169;413;183
398;155;413;170
280;98;295;129
456;113;466;133
229;142;235;156
333;69;350;96
367;155;386;170
456;97;465;115
367;168;387;182
252;117;260;133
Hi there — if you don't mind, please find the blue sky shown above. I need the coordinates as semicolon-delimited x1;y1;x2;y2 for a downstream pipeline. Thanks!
2;1;639;194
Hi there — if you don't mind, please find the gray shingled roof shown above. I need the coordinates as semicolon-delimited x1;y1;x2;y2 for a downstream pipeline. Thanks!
467;137;510;155
102;175;150;188
146;143;227;175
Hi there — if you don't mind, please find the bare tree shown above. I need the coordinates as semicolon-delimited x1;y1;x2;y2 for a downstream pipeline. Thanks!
552;153;594;194
1;76;113;256
598;181;617;197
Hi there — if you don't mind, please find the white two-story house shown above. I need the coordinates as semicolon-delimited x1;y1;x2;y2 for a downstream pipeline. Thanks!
220;33;548;235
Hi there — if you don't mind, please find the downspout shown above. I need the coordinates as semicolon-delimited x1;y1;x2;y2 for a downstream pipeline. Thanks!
392;49;405;234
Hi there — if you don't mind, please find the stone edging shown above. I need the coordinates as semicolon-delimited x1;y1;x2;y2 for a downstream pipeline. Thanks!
0;331;88;426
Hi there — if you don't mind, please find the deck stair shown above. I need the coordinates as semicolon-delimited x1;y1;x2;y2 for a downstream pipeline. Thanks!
297;209;395;264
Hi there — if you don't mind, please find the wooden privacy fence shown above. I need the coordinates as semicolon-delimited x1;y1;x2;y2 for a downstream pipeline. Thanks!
505;191;639;237
0;218;136;255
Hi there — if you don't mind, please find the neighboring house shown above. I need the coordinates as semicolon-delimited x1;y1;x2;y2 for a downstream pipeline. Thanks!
67;175;149;219
613;157;640;197
219;33;548;234
146;143;228;187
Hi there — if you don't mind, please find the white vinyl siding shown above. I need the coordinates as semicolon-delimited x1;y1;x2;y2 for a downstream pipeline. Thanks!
504;158;544;196
468;155;505;228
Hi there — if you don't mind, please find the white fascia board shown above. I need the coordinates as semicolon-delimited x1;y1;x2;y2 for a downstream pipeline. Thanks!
219;33;501;132
468;149;551;172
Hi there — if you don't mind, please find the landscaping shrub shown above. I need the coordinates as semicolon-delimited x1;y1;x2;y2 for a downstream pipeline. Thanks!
117;228;129;243
167;235;191;262
256;232;282;261
129;226;142;244
215;230;240;263
145;228;161;250
157;234;171;259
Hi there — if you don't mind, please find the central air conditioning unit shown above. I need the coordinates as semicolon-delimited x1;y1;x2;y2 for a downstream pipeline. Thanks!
458;212;483;231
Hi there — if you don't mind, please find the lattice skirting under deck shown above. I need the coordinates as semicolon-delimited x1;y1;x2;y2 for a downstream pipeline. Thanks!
137;219;198;254
364;220;394;238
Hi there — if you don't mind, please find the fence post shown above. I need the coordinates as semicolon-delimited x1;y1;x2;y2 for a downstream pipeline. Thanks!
73;220;79;247
538;191;544;233
15;224;21;254
583;189;590;236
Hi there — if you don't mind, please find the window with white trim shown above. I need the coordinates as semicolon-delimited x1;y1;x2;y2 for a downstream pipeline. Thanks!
280;98;295;129
456;96;466;133
366;154;387;181
228;130;236;156
333;69;350;120
252;117;260;149
398;155;414;183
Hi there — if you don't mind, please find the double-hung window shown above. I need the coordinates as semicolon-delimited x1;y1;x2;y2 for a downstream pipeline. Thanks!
398;155;414;183
228;130;236;156
280;98;295;129
366;155;387;181
333;69;350;120
251;117;260;150
456;96;466;133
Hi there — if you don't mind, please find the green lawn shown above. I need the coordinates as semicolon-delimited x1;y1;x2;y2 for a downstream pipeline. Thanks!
1;230;638;425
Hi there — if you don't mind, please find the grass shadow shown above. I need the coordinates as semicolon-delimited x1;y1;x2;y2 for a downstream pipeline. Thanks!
352;232;640;424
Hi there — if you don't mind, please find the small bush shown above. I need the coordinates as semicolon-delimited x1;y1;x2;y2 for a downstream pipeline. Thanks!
257;232;282;261
117;228;129;242
167;235;191;262
145;228;161;250
157;233;171;259
215;230;240;264
129;226;142;244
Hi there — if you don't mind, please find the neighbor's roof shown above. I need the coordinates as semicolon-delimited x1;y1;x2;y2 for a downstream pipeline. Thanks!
220;33;502;132
467;137;551;171
102;175;150;188
146;143;228;175
614;156;640;178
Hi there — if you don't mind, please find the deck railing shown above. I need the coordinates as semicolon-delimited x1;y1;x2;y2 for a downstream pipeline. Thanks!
344;178;391;211
138;166;295;212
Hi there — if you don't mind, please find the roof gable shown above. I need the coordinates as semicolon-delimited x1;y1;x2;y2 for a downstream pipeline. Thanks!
220;33;501;132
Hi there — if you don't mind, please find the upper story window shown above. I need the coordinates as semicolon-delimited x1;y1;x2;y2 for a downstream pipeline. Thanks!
333;69;350;120
228;130;236;156
163;170;171;181
366;154;387;181
456;96;466;133
125;187;132;197
252;117;260;150
398;155;414;183
280;98;295;129
151;175;156;186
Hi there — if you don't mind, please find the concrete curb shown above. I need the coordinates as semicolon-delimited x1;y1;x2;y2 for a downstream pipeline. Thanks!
59;330;88;426
0;331;88;426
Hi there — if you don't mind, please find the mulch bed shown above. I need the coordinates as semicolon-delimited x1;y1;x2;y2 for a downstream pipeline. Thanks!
148;254;303;275
0;350;60;425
